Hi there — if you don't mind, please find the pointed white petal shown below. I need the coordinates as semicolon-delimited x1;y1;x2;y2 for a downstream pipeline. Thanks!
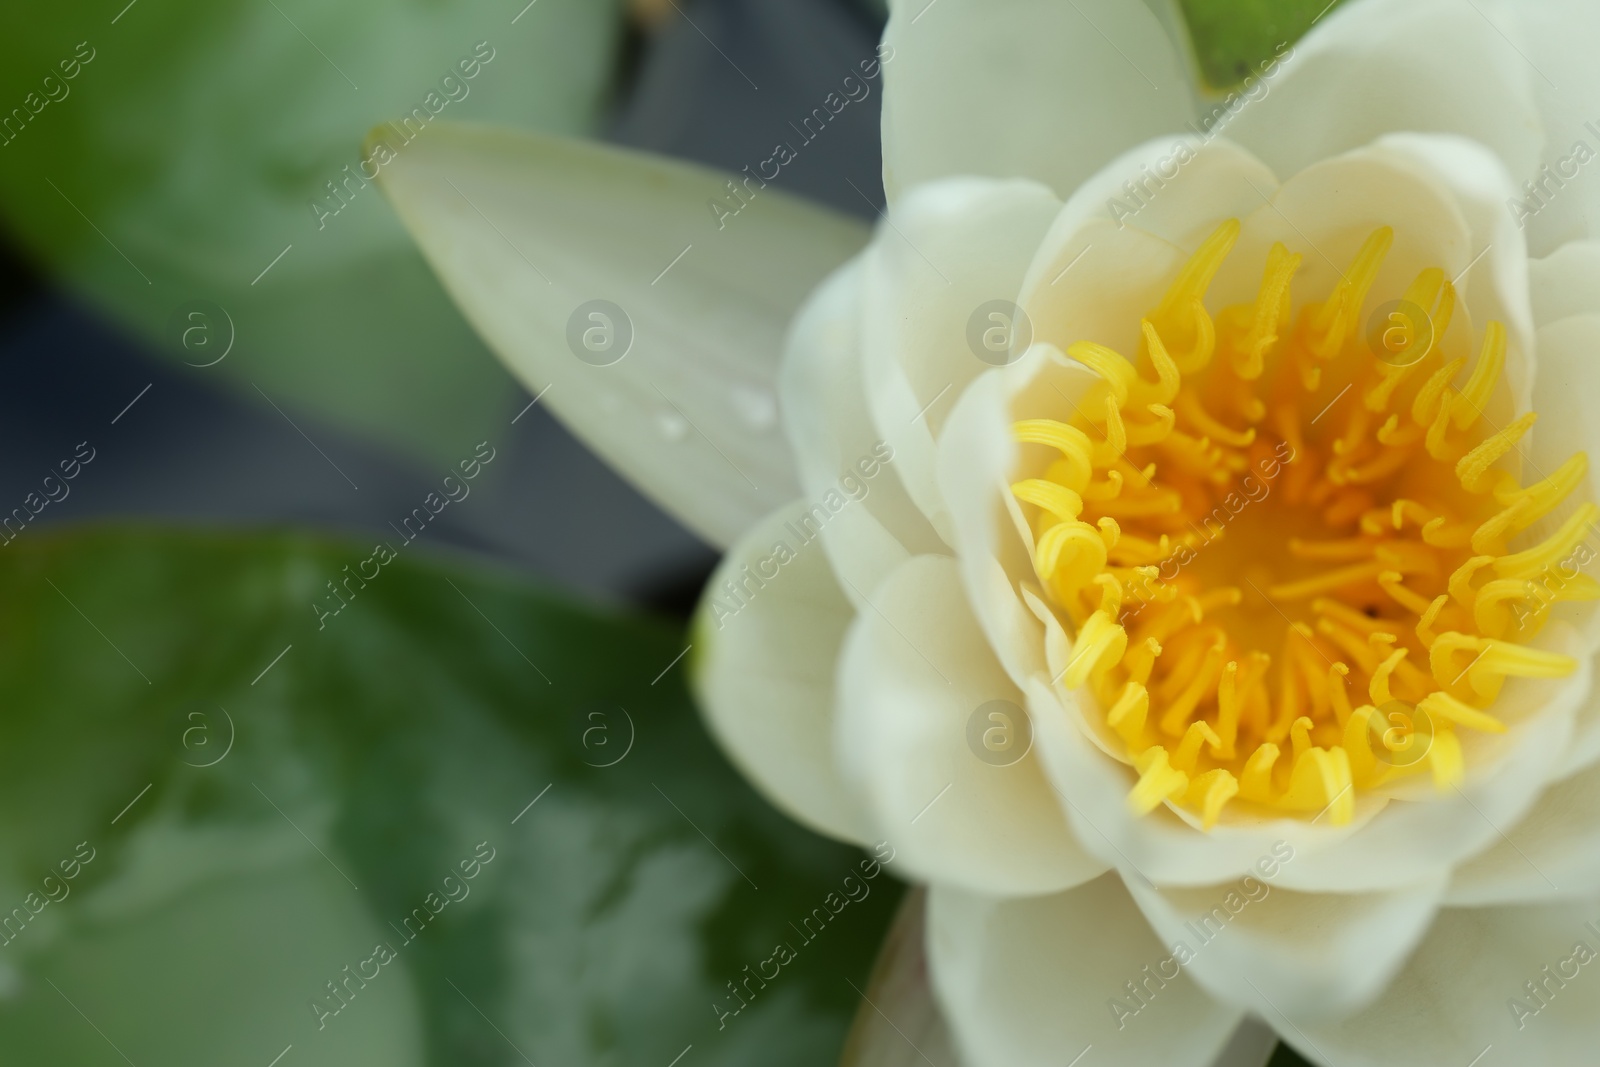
779;257;946;606
1448;754;1600;905
1532;241;1600;325
835;554;1108;896
1365;133;1535;402
378;124;868;547
1480;0;1600;253
859;177;1062;543
691;501;873;843
927;874;1243;1067
881;0;1195;201
1125;873;1447;1027
1224;0;1544;243
1296;895;1600;1067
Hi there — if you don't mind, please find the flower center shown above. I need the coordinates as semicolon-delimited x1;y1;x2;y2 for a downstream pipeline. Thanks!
1013;220;1593;829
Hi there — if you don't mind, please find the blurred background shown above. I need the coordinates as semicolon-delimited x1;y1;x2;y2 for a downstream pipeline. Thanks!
0;0;891;610
0;2;922;1065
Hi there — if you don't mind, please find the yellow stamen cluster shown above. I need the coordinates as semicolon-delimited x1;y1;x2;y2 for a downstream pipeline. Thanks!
1014;220;1590;829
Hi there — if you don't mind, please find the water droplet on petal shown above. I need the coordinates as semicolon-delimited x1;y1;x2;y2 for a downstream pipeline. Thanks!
730;385;778;430
0;961;23;1001
657;410;689;442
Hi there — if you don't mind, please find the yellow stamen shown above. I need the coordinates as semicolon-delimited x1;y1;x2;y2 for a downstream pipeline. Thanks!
1014;218;1589;830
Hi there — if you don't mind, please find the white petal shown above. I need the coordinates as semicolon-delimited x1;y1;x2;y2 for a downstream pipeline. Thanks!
1531;241;1600;325
1223;0;1543;234
880;0;1194;202
927;874;1242;1067
936;356;1058;691
1448;755;1600;905
377;124;867;548
779;257;946;605
1222;139;1476;314
1025;136;1282;264
1481;0;1600;253
1296;895;1600;1067
1365;133;1535;400
691;501;872;843
859;177;1062;542
834;554;1107;896
1124;873;1447;1026
1014;138;1282;364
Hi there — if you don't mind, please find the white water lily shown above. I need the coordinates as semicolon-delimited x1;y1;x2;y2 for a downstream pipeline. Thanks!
379;0;1600;1063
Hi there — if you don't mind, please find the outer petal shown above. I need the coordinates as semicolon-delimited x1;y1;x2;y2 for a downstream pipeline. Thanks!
1124;873;1448;1027
834;555;1107;896
377;123;867;548
1295;895;1600;1067
1531;241;1600;325
779;257;946;606
1447;756;1600;906
1367;133;1536;402
859;177;1062;544
1486;0;1600;252
880;0;1195;201
1223;0;1544;243
691;501;872;843
927;874;1242;1067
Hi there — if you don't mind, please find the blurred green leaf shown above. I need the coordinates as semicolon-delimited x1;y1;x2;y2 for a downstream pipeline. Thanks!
0;0;622;462
1177;0;1344;88
1268;1042;1316;1066
0;528;900;1065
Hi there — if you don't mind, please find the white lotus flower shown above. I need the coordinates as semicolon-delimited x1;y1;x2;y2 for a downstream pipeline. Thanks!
379;0;1600;1063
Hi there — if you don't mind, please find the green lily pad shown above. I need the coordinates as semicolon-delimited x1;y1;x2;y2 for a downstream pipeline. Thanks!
0;528;900;1064
0;0;622;462
1178;0;1344;89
